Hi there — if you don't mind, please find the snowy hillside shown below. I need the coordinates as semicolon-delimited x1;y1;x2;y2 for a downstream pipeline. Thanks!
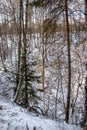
0;96;82;130
0;0;87;129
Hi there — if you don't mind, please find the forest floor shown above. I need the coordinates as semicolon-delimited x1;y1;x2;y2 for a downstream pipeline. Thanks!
0;95;83;130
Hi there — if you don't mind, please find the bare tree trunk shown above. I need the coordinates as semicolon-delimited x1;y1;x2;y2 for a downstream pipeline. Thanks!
85;64;87;122
42;11;45;92
65;0;71;123
85;123;87;130
84;0;87;124
14;0;22;102
22;0;29;107
42;35;45;92
85;0;87;21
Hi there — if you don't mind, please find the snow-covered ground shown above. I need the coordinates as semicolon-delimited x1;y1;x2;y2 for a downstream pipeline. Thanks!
0;29;86;129
0;96;82;130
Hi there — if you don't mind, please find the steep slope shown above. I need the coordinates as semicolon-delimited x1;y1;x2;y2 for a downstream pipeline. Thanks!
0;96;82;130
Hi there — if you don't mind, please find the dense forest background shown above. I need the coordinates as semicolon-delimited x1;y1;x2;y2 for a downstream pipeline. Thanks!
0;0;87;126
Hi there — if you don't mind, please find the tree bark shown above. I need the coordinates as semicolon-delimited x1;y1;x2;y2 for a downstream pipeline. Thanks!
23;0;29;107
85;0;87;21
65;0;71;123
84;0;87;123
85;64;87;122
14;0;22;101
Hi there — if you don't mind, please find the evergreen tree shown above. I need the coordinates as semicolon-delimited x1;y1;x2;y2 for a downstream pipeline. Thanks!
14;0;41;108
15;52;41;108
